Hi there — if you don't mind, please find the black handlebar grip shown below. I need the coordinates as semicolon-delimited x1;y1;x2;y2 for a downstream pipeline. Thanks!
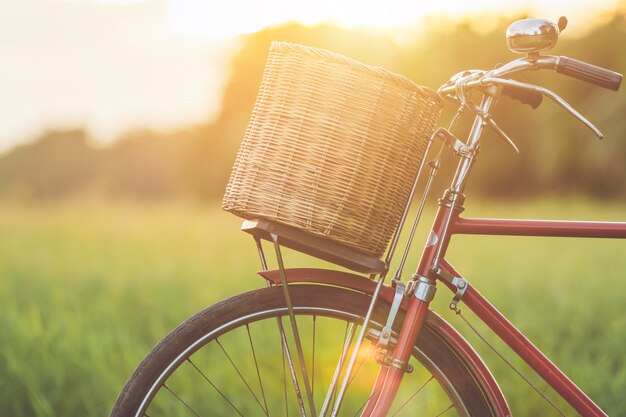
502;85;543;109
556;56;622;91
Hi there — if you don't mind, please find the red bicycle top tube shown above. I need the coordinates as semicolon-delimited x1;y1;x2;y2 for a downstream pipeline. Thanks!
452;217;626;238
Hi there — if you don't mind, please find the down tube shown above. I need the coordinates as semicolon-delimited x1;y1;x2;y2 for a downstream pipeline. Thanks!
439;260;607;417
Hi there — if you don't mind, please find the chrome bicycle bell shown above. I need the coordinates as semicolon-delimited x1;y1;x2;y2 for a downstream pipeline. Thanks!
506;17;567;55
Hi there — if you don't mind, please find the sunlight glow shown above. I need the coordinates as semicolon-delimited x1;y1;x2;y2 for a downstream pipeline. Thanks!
2;0;619;151
90;0;146;4
166;0;621;40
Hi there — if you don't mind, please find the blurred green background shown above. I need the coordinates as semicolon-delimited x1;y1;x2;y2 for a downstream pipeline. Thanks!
2;13;626;201
1;2;625;417
1;200;625;416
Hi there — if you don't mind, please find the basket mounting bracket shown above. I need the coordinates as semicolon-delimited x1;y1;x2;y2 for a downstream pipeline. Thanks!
432;127;476;157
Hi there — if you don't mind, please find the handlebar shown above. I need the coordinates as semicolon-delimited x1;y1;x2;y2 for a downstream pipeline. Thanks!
439;55;623;96
437;54;623;142
556;56;622;91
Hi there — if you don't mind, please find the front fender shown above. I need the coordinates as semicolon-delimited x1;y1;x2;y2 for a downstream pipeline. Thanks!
258;267;511;417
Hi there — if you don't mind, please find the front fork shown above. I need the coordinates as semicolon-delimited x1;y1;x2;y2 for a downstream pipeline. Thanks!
361;285;435;416
361;201;460;417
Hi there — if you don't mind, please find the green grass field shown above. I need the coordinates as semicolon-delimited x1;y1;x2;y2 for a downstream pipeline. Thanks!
0;198;624;416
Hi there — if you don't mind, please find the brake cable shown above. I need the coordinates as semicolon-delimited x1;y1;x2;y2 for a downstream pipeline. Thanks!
450;75;521;154
453;306;569;417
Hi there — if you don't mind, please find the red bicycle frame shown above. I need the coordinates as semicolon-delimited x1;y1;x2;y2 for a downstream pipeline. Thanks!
364;201;626;417
353;67;626;416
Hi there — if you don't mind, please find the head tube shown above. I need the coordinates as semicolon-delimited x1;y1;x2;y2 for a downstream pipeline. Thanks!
449;92;496;194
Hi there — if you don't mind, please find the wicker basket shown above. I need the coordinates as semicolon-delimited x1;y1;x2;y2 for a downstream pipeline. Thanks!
223;42;442;259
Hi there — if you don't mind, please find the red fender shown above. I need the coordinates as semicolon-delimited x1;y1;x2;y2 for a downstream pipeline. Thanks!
259;268;511;417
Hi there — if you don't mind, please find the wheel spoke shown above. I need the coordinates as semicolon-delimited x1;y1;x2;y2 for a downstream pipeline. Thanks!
434;403;454;416
163;383;201;417
277;317;308;416
331;323;356;412
282;336;289;417
346;343;374;389
320;321;357;416
216;338;268;415
351;387;383;417
247;324;270;416
390;375;434;416
186;358;244;417
311;315;316;400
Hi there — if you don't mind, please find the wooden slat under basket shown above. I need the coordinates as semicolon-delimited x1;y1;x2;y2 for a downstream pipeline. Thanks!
223;42;442;269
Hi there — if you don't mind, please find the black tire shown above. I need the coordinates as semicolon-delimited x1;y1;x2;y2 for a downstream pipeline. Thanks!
111;285;500;416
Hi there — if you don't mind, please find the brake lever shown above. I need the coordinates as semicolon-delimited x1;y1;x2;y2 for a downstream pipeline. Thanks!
486;118;520;154
482;77;604;139
443;97;521;154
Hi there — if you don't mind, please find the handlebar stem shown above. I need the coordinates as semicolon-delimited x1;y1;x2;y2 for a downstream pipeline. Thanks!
486;55;558;79
450;94;495;194
429;94;495;270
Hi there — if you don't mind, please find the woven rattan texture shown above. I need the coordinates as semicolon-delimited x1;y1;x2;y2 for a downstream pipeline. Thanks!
223;42;442;258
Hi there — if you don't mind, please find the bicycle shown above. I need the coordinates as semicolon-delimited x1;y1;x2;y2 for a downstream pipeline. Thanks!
110;17;624;417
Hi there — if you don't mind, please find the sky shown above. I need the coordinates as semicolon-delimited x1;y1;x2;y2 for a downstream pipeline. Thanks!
0;0;621;152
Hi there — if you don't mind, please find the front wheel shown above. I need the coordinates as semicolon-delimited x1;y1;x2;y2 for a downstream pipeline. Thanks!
111;285;501;416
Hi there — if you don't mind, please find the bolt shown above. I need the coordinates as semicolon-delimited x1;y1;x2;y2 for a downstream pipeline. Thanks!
457;280;466;289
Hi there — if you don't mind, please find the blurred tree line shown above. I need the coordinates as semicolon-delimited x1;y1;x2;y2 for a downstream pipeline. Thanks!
1;13;625;202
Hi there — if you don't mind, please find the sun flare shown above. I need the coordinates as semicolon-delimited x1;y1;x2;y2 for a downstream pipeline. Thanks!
165;0;619;40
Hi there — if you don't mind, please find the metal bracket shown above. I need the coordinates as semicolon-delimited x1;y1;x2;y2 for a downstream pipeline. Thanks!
377;281;405;347
431;127;475;157
376;351;414;373
409;274;437;302
367;328;398;348
269;233;317;417
433;267;468;312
